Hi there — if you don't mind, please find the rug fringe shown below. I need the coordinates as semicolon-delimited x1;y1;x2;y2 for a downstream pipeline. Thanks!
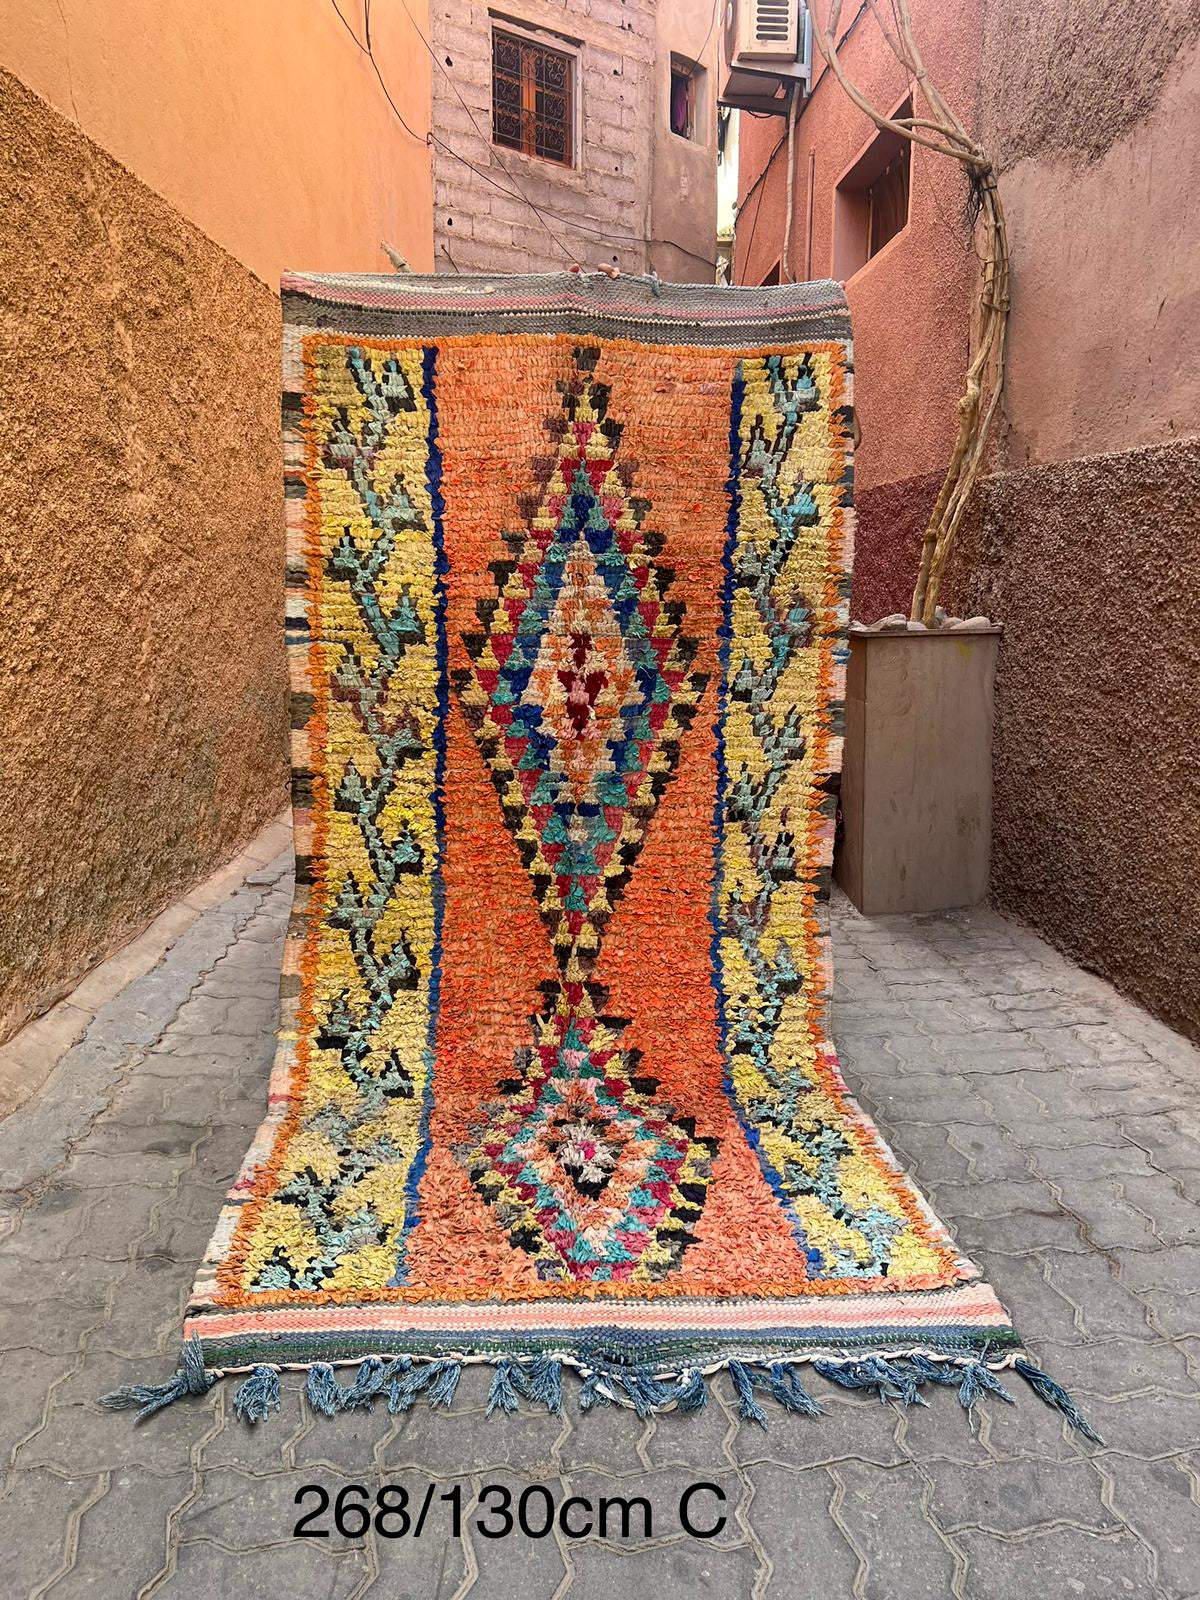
98;1335;215;1421
98;1348;1102;1440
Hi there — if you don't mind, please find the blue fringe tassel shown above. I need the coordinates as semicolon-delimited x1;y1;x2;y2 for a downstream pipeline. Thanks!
232;1364;281;1425
99;1345;1100;1440
813;1356;928;1404
384;1356;414;1413
98;1335;216;1421
305;1363;341;1417
675;1368;709;1413
578;1371;612;1410
907;1353;960;1387
767;1361;823;1417
1015;1358;1104;1443
340;1356;389;1410
487;1360;520;1416
514;1356;563;1414
959;1361;1016;1412
426;1358;461;1408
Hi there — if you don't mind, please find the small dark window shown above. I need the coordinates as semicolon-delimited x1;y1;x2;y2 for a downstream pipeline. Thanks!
670;56;706;141
670;68;692;138
866;145;910;259
833;97;913;280
492;28;574;166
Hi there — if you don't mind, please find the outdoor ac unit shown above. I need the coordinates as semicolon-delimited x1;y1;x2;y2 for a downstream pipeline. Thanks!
719;0;812;114
734;0;799;62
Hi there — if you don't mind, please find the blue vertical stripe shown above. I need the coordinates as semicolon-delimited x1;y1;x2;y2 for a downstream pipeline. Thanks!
394;344;449;1273
709;365;743;1132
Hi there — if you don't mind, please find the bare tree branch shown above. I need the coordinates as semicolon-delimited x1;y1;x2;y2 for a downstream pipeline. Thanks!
810;0;1009;624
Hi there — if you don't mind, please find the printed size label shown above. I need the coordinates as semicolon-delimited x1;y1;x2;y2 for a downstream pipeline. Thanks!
293;1481;728;1541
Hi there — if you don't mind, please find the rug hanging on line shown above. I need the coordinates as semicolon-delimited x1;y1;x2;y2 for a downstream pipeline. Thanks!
105;273;1094;1434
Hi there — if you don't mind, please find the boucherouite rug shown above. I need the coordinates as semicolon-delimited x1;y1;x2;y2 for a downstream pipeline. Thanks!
105;273;1095;1436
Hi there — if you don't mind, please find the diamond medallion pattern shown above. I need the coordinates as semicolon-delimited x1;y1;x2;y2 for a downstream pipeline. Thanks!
453;348;716;1281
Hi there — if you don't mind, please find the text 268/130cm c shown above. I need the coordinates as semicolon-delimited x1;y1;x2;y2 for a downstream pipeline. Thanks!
293;1480;729;1541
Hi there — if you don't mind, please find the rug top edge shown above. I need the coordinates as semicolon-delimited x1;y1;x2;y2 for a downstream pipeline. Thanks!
280;268;850;317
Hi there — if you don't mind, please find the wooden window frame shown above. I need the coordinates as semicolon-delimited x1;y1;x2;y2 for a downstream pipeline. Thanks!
491;24;576;169
832;92;914;282
669;54;707;144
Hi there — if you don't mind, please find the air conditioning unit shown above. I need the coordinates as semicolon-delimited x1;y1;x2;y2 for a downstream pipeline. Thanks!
719;0;812;115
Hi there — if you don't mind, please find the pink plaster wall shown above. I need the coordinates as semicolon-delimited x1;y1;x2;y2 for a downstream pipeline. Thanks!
734;0;1200;1039
984;22;1200;467
736;0;980;509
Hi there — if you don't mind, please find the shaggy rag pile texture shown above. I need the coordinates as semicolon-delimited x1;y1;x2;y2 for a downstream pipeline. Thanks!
105;275;1095;1434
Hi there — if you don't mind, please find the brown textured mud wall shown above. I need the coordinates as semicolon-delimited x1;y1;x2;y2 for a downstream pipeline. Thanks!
966;442;1200;1042
0;71;289;1042
969;19;1200;1040
851;472;944;624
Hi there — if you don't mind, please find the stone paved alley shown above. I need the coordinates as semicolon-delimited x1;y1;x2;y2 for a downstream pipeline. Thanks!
2;819;1199;1599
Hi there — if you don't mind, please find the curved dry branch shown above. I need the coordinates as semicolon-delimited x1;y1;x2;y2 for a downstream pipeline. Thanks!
810;0;1009;624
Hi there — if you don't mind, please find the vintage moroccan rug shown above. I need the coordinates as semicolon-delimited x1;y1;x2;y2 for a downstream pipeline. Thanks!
105;274;1092;1432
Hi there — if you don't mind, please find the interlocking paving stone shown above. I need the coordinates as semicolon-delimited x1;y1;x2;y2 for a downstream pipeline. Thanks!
0;1468;108;1598
1121;1113;1200;1172
827;1460;960;1599
161;1538;371;1599
1020;1337;1198;1398
927;1177;1060;1221
1040;1253;1160;1342
1030;1143;1159;1182
3;880;1200;1597
1104;1451;1200;1597
44;1467;193;1600
1137;1291;1200;1341
561;1533;761;1598
729;1391;912;1472
379;1402;567;1484
950;1524;1154;1599
741;1463;860;1594
181;1465;369;1551
971;1251;1084;1344
921;1452;1117;1535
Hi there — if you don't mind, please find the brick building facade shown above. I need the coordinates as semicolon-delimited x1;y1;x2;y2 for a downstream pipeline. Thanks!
428;0;719;280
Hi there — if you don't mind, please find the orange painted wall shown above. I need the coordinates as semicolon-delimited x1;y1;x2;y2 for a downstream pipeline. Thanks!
0;0;433;283
0;2;432;1044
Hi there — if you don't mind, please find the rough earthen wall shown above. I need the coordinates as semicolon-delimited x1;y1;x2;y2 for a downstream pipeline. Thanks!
0;71;289;1041
970;22;1200;1039
966;444;1200;1041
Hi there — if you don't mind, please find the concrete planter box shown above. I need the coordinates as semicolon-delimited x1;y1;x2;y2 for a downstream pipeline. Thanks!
836;624;1003;915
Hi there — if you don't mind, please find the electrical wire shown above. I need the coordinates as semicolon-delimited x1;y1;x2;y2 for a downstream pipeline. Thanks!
694;0;721;76
736;129;789;217
334;0;722;274
734;126;789;280
329;0;426;144
389;0;575;262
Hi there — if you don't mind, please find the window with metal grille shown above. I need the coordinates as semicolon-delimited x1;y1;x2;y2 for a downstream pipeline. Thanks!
492;28;574;167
